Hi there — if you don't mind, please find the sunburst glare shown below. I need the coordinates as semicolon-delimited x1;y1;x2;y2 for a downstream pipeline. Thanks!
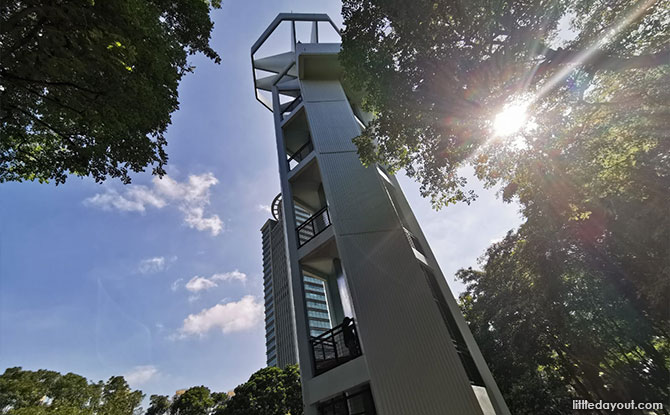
493;101;529;137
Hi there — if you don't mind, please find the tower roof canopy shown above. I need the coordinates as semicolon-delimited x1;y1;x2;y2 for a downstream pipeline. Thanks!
250;13;341;111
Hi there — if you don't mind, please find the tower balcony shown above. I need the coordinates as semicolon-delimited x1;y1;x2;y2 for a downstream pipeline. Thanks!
288;139;314;171
311;318;362;376
288;154;331;250
283;108;315;176
297;206;331;247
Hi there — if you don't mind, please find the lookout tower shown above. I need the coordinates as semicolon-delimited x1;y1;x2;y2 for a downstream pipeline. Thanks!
251;13;510;415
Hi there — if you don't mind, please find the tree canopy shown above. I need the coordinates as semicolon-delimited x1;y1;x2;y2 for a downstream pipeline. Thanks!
458;228;669;414
146;366;302;415
2;366;303;415
0;367;143;415
341;0;669;412
341;0;669;206
0;0;222;184
222;366;302;415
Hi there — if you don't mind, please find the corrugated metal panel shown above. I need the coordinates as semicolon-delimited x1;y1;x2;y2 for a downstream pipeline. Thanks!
384;173;511;415
301;80;348;102
303;101;360;153
337;230;485;415
297;76;486;414
318;152;398;236
259;44;509;413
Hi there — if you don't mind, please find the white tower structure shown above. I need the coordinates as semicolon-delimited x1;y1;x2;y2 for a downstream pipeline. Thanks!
251;13;510;415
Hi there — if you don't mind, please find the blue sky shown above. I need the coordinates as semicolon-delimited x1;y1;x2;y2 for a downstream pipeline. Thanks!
0;0;520;400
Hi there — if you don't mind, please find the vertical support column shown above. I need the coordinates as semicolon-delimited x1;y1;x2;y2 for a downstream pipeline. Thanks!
324;263;345;326
383;173;511;415
271;86;318;415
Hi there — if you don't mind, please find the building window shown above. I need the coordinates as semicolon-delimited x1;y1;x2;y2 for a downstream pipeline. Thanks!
317;384;376;415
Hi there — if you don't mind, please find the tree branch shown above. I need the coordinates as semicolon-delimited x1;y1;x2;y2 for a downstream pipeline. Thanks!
0;71;102;95
541;47;670;74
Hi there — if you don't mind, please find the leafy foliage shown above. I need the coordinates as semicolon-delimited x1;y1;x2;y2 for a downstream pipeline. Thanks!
458;229;669;414
0;367;143;415
342;0;669;412
1;366;303;415
341;0;669;207
146;395;171;415
168;386;221;415
222;366;303;415
0;0;222;184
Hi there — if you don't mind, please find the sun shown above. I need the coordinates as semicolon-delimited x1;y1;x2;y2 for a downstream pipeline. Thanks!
493;101;529;137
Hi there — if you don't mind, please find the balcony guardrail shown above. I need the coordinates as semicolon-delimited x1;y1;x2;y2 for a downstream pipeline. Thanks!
281;95;303;120
311;318;362;376
403;227;426;256
318;386;376;415
453;341;485;386
296;206;331;247
287;140;313;171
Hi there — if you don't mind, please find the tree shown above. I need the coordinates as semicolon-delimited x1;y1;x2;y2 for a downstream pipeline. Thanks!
99;376;144;415
280;366;301;415
209;393;229;415
341;1;669;412
341;0;669;344
0;0;222;184
147;395;171;415
340;0;669;207
458;230;669;414
145;387;228;415
170;387;214;415
0;367;144;415
223;366;303;415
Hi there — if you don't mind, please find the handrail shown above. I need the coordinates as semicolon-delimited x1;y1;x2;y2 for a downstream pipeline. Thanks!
287;139;313;170
281;95;303;120
296;206;330;247
452;340;485;386
310;319;362;376
403;227;426;256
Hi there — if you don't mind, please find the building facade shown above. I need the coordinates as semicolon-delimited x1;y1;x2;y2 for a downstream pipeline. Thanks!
252;13;511;415
261;215;295;368
262;195;332;368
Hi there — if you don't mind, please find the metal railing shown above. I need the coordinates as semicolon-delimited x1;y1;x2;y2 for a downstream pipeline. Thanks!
311;319;362;376
296;206;331;247
318;386;376;415
287;139;313;171
281;95;303;120
403;227;426;256
453;341;485;386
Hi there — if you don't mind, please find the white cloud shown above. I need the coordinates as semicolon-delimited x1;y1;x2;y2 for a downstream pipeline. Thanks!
183;206;223;235
84;190;147;212
257;204;271;213
83;173;223;235
138;256;166;274
178;296;263;337
123;365;158;385
171;278;184;292
212;270;247;283
185;276;218;293
181;270;247;294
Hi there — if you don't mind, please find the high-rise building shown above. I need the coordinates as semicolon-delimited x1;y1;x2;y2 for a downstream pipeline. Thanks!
261;211;294;368
262;195;332;368
252;13;511;415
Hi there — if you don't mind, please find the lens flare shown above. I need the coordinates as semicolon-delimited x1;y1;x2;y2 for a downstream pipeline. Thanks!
493;102;528;136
